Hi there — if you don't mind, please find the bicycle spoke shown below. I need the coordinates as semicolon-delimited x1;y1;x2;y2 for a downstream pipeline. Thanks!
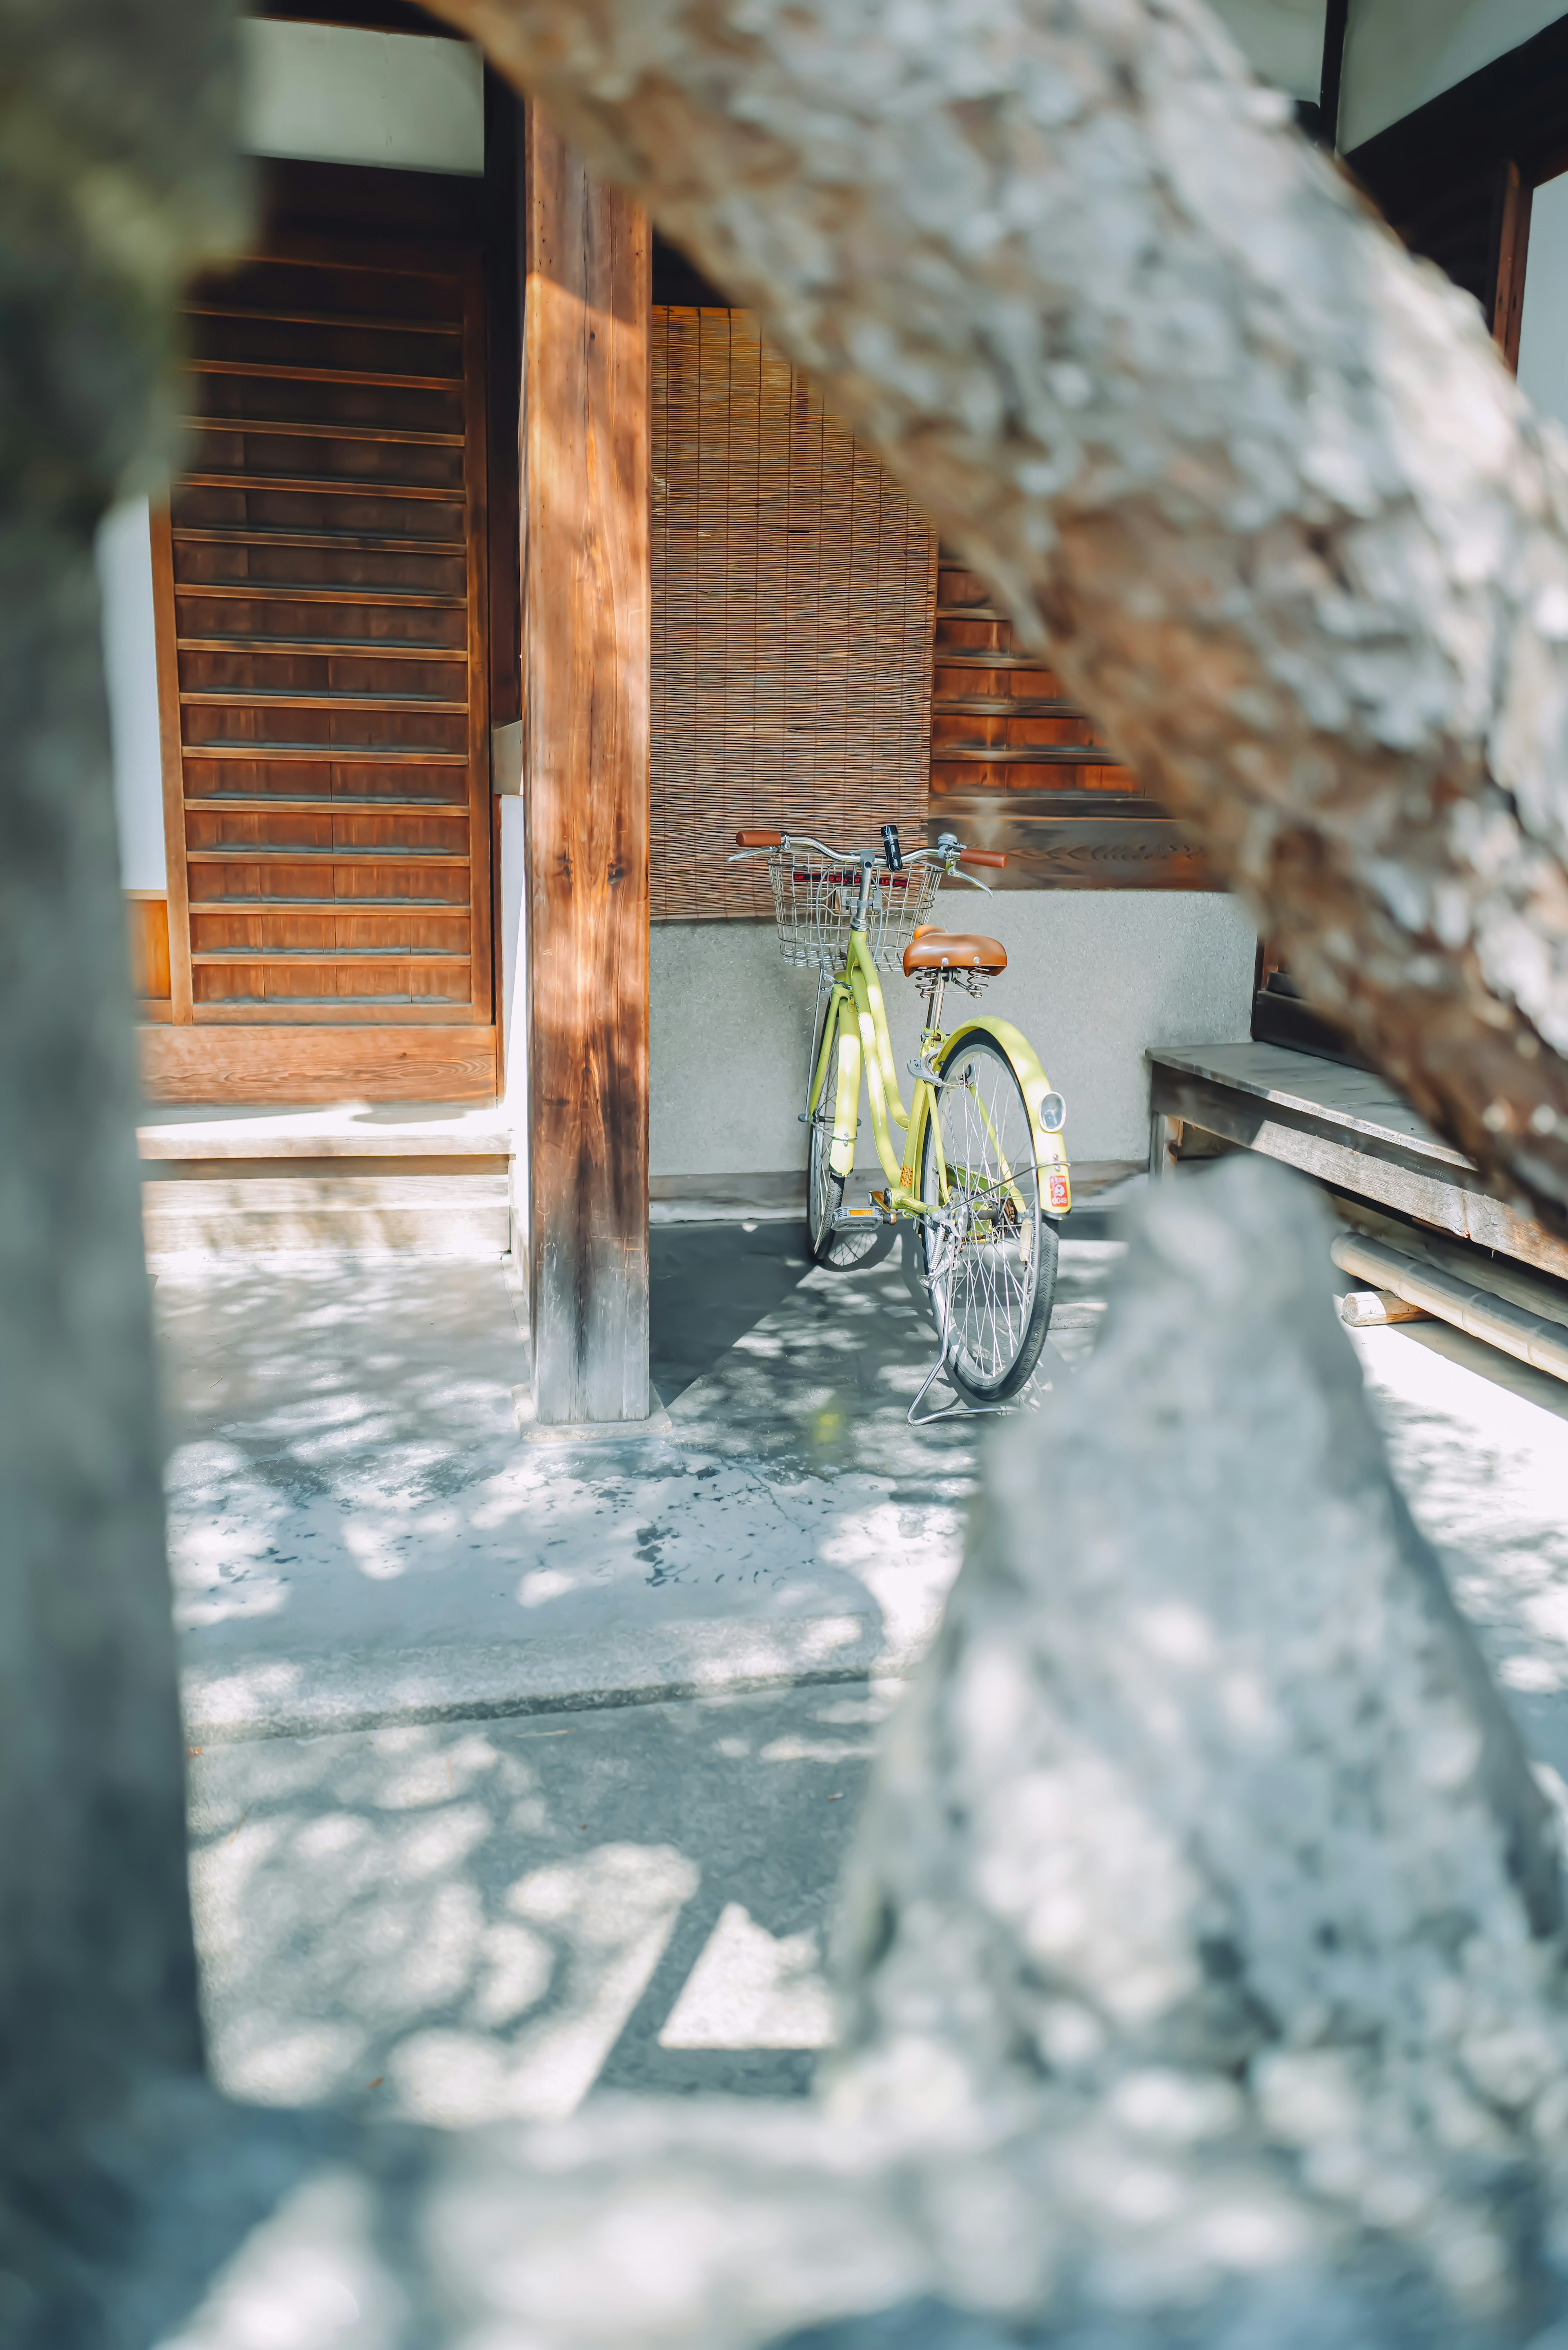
925;1041;1043;1389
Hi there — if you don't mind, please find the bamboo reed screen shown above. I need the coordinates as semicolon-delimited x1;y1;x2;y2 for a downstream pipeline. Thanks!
650;307;937;922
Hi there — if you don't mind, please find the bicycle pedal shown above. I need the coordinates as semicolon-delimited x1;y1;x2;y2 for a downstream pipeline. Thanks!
833;1205;878;1230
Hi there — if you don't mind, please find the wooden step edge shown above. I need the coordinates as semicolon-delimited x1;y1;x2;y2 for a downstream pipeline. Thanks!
190;898;470;912
176;637;465;659
143;1172;510;1200
182;472;463;504
184;302;462;335
180;692;469;713
929;745;1124;764
180;855;472;874
188;945;470;960
185;357;463;392
182;750;469;768
183;415;465;449
174;584;466;609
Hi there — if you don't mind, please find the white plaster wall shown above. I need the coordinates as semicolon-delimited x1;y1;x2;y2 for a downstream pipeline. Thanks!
1340;0;1566;153
498;794;528;1121
1519;172;1568;439
240;19;484;175
1205;0;1326;101
96;499;167;894
650;894;1257;1179
498;795;530;1260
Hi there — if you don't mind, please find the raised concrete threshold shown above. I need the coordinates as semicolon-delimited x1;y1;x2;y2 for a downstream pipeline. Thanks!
139;1100;514;1257
650;1172;805;1224
649;1160;1141;1225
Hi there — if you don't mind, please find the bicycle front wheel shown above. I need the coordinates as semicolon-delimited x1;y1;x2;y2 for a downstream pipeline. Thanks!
919;1032;1056;1403
806;995;844;1263
806;998;880;1270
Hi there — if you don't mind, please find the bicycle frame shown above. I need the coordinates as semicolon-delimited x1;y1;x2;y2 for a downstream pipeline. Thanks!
806;924;1071;1220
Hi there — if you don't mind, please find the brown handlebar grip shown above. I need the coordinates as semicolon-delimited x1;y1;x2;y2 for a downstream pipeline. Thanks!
735;829;783;848
959;849;1007;868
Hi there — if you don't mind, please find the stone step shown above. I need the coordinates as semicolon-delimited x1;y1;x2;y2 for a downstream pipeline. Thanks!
138;1099;515;1257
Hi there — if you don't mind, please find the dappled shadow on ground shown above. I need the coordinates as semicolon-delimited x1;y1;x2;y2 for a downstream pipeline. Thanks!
1350;1315;1568;1779
167;1220;1568;2177
154;1230;1112;1741
189;1684;893;2122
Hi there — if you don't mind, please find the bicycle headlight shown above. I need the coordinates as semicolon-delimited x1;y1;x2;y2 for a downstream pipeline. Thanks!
1038;1090;1066;1133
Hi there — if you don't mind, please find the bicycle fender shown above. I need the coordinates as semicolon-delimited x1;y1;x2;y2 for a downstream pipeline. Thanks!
830;1024;862;1181
807;983;854;1118
940;1015;1071;1215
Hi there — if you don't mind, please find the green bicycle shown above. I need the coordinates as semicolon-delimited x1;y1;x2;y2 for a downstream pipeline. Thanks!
729;823;1071;1418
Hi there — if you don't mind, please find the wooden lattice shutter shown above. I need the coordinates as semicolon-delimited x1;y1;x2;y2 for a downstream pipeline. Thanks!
156;233;492;1026
650;307;936;921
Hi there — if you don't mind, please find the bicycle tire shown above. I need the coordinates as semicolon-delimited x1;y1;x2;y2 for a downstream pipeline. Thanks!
919;1032;1057;1402
806;996;844;1264
806;998;880;1269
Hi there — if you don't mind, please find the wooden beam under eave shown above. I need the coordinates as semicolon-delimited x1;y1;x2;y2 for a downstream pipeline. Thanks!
1491;159;1532;377
522;106;651;1425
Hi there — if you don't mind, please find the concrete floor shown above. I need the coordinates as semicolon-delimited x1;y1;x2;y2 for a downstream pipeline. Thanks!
163;1206;1568;2132
162;1220;1107;2120
1348;1312;1568;1780
188;1681;893;2121
158;1224;1108;1744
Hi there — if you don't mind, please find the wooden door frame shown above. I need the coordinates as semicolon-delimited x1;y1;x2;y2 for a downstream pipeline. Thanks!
460;241;494;1025
144;229;498;1093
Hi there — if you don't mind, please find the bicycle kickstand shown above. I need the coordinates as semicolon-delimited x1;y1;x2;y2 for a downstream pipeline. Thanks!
906;1333;1019;1429
907;1216;1020;1428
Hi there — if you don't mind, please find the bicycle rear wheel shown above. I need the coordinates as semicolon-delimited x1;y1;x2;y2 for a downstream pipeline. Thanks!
919;1032;1056;1403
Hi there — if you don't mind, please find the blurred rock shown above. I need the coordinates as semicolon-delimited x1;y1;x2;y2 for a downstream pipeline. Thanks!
829;1154;1568;2334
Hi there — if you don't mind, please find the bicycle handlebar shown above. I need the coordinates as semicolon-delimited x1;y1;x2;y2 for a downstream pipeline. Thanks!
728;827;1005;882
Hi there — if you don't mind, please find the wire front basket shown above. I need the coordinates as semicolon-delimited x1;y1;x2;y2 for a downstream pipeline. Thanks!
767;850;946;974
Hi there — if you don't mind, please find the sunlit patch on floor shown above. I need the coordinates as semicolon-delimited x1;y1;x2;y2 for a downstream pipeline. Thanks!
657;1904;834;2051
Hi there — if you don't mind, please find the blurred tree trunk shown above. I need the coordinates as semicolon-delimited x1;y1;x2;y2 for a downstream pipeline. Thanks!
0;0;249;2312
434;0;1568;1229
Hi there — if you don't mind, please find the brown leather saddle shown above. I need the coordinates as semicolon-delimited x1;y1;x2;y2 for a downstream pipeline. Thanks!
902;926;1008;977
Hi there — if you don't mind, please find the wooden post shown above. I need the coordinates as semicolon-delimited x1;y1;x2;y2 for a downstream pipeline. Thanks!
1491;159;1533;378
522;107;651;1424
1317;0;1348;152
1149;1113;1184;1182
